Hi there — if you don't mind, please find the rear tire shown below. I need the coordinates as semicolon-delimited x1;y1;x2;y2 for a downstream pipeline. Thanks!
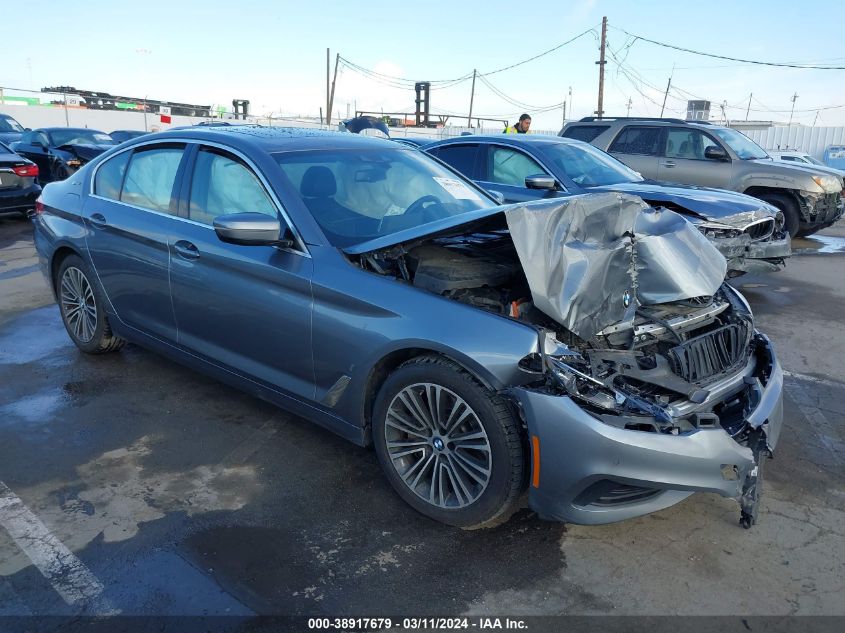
373;355;525;528
56;255;125;354
757;192;801;238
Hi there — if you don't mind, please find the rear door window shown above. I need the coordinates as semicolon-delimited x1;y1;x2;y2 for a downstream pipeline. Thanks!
429;144;480;179
120;145;185;214
609;127;661;156
94;151;131;200
561;125;610;143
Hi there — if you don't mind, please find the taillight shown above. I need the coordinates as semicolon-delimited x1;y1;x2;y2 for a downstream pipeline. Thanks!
34;199;45;215
13;163;39;178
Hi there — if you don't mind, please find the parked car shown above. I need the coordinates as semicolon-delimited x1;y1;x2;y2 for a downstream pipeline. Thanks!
33;126;783;529
0;141;41;216
561;117;844;237
0;113;27;145
110;130;149;144
12;128;117;183
425;135;790;276
768;149;845;182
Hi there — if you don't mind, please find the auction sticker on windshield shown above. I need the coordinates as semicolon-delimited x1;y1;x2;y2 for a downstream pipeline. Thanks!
433;177;483;201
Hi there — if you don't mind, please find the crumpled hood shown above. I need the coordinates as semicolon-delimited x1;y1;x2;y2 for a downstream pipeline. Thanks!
57;143;114;162
590;181;773;222
505;193;727;340
338;116;390;137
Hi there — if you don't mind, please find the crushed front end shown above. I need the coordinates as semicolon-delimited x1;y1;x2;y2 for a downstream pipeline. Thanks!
503;194;784;527
694;210;791;276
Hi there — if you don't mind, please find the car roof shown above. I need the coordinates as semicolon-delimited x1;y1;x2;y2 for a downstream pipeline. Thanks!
36;127;109;134
429;134;585;148
567;118;727;131
140;125;402;152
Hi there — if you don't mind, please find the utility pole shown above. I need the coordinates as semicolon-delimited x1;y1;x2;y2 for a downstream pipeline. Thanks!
745;93;752;121
467;69;477;127
595;16;607;118
660;63;674;118
562;99;566;127
327;53;339;128
788;92;798;126
326;48;330;129
626;97;632;117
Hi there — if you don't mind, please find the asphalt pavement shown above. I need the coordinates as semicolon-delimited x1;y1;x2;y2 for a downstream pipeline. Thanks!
0;213;843;623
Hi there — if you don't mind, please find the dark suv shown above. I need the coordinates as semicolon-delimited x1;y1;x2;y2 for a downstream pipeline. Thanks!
561;117;844;237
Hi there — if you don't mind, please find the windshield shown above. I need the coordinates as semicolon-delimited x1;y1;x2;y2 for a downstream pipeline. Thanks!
49;129;116;147
0;117;25;133
542;141;643;187
711;128;768;160
0;141;11;154
275;148;496;247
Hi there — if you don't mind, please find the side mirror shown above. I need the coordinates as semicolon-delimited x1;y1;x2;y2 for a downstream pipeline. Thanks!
213;213;285;246
487;190;505;205
525;174;557;190
704;146;730;161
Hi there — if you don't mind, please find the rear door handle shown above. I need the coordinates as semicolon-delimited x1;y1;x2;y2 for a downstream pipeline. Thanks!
173;240;200;260
661;160;676;168
89;213;108;229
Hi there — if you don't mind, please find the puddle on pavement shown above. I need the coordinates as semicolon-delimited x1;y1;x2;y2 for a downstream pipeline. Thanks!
792;235;845;254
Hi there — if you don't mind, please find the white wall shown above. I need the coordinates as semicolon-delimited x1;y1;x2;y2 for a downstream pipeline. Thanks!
742;126;845;160
1;102;560;140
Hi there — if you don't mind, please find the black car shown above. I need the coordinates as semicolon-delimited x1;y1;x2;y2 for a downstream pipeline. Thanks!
12;128;117;183
0;113;27;145
425;135;792;276
0;141;41;216
110;130;148;143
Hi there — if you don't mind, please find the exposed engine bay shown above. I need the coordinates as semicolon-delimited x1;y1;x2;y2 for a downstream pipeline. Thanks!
354;194;774;527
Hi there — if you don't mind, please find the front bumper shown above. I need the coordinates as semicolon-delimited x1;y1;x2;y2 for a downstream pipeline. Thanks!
512;336;783;525
797;191;844;231
712;234;792;275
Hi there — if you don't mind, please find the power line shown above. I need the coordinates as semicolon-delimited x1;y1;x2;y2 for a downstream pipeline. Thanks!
609;26;845;70
337;26;599;88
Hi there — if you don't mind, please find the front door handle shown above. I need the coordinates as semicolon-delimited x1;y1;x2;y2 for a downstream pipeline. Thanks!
89;213;108;229
173;240;200;260
661;160;676;168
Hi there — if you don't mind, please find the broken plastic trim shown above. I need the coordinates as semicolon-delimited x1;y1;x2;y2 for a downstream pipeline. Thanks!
547;357;677;425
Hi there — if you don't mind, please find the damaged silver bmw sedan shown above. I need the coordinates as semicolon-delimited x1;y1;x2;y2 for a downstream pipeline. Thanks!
33;127;783;530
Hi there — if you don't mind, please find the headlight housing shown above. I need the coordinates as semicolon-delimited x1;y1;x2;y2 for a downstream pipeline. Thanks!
698;222;743;239
812;175;840;192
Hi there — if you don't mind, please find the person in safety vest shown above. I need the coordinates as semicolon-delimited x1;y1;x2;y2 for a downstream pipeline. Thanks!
504;113;531;134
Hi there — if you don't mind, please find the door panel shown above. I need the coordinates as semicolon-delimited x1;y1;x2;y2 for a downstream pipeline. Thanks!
168;145;315;400
83;145;186;341
168;225;315;400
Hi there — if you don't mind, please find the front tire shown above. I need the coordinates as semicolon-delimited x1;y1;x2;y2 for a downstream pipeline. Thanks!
373;356;526;528
56;255;125;354
757;192;801;238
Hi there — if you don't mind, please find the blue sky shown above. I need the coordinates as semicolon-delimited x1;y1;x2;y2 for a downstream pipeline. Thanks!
3;0;845;129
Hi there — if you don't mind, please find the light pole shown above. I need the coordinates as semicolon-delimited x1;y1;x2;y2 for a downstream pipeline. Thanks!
788;93;798;126
135;48;152;130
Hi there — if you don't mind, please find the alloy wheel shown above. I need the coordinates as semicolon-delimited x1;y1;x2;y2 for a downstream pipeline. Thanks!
60;267;97;343
384;383;492;509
